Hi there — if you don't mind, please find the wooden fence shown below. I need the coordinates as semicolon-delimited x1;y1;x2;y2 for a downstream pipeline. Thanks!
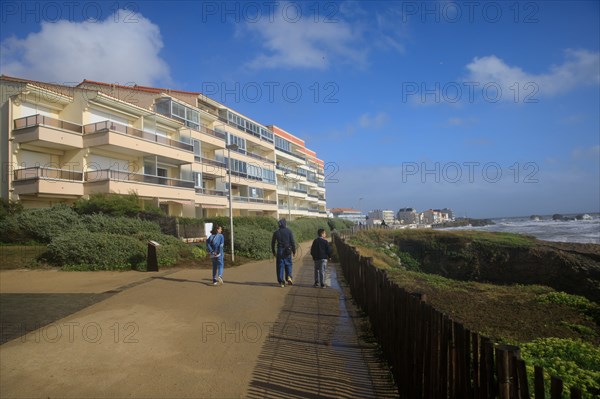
333;233;584;399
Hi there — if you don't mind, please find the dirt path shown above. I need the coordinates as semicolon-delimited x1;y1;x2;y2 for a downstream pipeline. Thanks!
0;243;397;398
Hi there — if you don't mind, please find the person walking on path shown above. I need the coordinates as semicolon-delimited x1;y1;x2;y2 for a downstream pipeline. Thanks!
271;219;296;288
207;224;225;285
310;228;333;288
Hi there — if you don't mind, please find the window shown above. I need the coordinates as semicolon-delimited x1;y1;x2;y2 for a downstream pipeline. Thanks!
262;168;275;183
275;136;291;152
247;164;262;180
227;133;246;152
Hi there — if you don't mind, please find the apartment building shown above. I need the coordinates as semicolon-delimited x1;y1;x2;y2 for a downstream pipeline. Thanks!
421;209;451;225
397;207;420;224
0;75;326;219
367;209;395;225
330;208;365;224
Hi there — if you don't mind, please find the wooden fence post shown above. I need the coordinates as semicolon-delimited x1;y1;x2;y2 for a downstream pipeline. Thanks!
534;365;545;399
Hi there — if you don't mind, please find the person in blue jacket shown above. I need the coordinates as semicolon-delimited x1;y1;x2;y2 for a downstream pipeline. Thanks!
271;219;296;288
207;224;225;285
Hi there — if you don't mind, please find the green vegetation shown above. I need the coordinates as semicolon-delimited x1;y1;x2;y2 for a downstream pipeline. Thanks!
72;192;163;217
521;338;600;398
0;197;354;270
344;228;600;397
538;292;600;325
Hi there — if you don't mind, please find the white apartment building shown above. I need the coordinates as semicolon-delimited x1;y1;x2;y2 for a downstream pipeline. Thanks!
0;76;326;219
368;209;395;225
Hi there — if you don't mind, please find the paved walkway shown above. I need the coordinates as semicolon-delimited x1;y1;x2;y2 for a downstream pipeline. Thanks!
0;243;398;398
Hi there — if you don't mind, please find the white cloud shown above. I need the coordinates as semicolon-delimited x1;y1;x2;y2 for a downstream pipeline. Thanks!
241;1;413;70
359;112;388;128
0;10;171;85
465;49;600;100
244;2;366;70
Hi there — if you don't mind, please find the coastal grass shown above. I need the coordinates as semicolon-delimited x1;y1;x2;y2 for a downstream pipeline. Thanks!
345;228;600;397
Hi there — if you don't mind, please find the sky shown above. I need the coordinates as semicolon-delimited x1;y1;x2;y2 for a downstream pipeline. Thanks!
1;0;599;218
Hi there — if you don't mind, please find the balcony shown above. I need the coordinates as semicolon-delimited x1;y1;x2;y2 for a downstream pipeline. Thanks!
13;167;84;197
275;146;306;162
198;125;226;140
195;187;226;197
83;121;194;164
12;115;83;150
196;156;226;168
233;196;277;205
84;169;195;200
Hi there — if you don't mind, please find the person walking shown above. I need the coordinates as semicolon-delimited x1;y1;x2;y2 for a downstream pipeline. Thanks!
207;224;225;285
310;228;333;288
271;219;296;288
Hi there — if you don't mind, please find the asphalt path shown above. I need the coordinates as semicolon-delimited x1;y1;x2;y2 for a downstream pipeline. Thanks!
0;242;398;398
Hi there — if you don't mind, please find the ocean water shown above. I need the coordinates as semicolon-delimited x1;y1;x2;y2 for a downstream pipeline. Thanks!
441;214;600;244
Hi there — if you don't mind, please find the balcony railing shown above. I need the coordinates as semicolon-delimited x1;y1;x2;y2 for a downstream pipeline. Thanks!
85;169;194;188
196;156;226;168
198;125;226;141
195;187;227;197
13;114;82;134
275;146;306;162
14;166;84;181
278;205;309;211
83;121;193;152
233;196;277;205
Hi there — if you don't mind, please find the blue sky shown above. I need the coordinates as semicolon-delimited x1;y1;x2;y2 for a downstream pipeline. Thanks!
1;1;599;218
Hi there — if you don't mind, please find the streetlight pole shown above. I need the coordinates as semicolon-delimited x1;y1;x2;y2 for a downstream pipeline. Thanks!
226;143;239;262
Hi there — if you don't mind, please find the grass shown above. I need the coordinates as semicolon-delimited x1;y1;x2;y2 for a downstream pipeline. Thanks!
346;229;599;345
344;229;600;397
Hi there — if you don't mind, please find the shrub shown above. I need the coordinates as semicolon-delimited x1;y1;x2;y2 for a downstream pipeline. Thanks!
132;232;187;267
233;225;273;259
47;230;146;270
397;251;421;272
16;204;81;243
521;338;600;398
0;216;27;243
73;192;143;217
192;246;207;259
234;216;278;231
537;291;600;325
0;198;24;220
80;214;161;235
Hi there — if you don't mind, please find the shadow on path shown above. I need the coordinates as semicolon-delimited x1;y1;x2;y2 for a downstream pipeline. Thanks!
246;255;398;398
0;269;181;345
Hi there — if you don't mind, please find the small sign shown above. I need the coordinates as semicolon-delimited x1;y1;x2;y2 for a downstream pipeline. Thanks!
149;240;160;246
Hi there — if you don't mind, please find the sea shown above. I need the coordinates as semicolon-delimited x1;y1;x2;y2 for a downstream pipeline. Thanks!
440;214;600;244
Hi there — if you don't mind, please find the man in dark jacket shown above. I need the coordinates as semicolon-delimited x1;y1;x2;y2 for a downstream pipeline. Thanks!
310;228;333;288
271;219;296;288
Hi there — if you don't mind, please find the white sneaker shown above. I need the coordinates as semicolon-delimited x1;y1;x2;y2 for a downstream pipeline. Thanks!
212;281;218;285
217;276;224;285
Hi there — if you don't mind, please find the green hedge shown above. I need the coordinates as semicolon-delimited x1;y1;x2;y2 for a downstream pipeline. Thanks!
81;214;162;235
233;225;274;259
47;230;146;270
14;204;81;243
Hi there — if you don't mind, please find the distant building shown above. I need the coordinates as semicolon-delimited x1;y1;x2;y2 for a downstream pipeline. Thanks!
368;209;395;225
330;207;365;224
397;207;419;224
441;208;454;221
422;209;451;224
